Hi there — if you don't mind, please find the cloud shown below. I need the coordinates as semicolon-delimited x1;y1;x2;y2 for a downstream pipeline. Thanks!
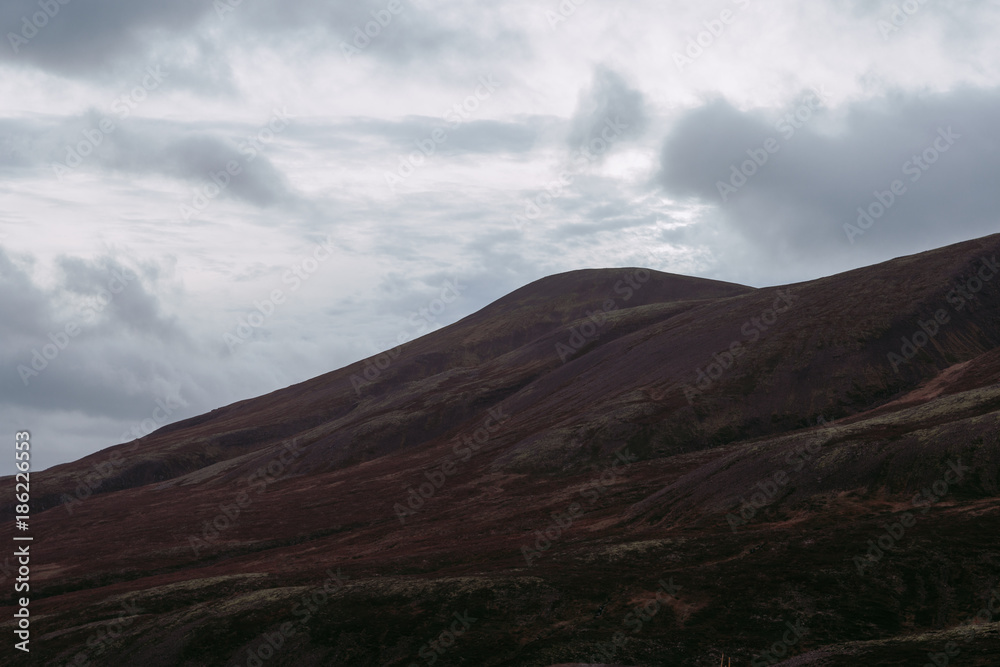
657;87;1000;279
108;123;295;208
1;113;300;209
0;0;212;73
353;115;540;156
0;250;50;337
0;0;532;88
0;249;193;417
233;0;532;72
567;66;648;153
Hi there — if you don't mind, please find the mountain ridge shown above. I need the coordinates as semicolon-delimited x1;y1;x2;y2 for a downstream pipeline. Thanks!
3;233;1000;666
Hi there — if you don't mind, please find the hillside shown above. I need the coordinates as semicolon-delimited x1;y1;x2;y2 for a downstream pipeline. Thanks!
2;234;1000;666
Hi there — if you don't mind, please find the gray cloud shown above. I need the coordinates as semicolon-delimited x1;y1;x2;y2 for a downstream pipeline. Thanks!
55;255;190;342
0;0;211;73
233;0;531;71
658;87;1000;274
2;113;299;209
354;115;540;156
0;250;50;337
0;0;530;85
115;126;294;209
0;250;201;418
567;66;648;153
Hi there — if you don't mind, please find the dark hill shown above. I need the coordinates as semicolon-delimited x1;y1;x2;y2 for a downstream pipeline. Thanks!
3;234;1000;666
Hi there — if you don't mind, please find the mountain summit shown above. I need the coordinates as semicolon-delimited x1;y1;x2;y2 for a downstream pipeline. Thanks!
4;234;1000;666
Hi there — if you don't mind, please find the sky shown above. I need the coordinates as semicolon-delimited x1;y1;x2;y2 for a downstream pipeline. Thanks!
2;0;999;473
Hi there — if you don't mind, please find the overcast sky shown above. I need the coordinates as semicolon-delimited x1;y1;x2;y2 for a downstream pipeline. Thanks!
2;0;999;473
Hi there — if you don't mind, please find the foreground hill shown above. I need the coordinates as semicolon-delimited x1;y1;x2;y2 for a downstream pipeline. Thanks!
2;234;1000;666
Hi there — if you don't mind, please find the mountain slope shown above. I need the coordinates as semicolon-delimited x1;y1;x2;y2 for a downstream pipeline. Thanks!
2;234;1000;666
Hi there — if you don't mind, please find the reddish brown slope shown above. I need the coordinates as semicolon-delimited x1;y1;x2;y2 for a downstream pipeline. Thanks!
15;268;753;512
2;234;1000;666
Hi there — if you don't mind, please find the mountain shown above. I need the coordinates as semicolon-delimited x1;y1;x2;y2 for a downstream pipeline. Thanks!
3;234;1000;666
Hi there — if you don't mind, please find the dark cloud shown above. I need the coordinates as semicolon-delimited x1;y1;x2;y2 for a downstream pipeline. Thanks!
233;0;530;71
121;128;294;208
567;66;648;153
0;250;50;337
0;249;202;422
0;0;529;83
658;87;1000;269
2;113;299;209
0;0;211;73
55;255;190;342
